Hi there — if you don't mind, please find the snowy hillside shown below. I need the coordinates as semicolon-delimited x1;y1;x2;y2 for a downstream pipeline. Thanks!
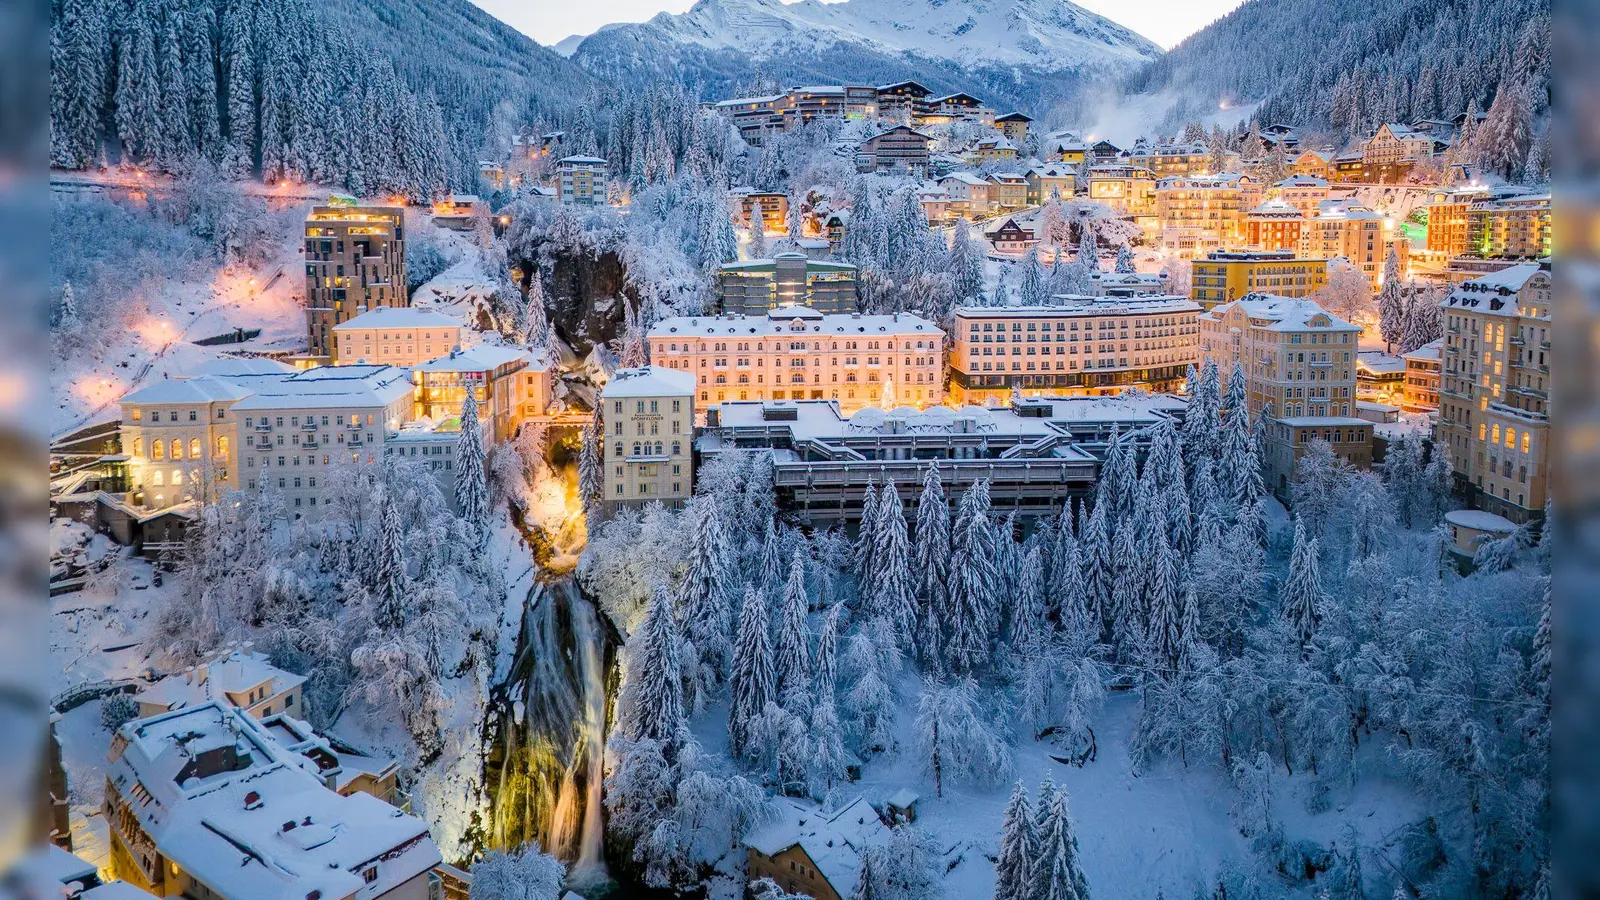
569;0;1160;117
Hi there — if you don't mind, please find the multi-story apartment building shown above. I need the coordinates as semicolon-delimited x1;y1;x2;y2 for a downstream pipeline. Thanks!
234;365;416;517
1155;173;1260;251
1088;165;1157;216
1298;202;1404;290
730;190;790;234
1125;141;1210;178
648;305;944;411
874;80;933;123
939;172;996;217
856;125;932;175
987;218;1036;254
104;702;443;900
555;155;608;205
332;306;464;366
1268;174;1331;217
1091;270;1170;297
995;112;1033;143
117;376;255;510
1401;339;1442;412
1465;192;1551;260
922;92;994;126
1425;185;1486;258
1200;294;1371;496
600;366;695;511
969;136;1020;163
304;205;407;361
948;295;1200;404
411;345;551;444
1191;249;1328;310
1331;152;1366;183
716;253;859;315
1436;261;1551;522
1026;164;1076;205
987;172;1029;210
1243;199;1306;252
1363;123;1442;182
700;393;1187;525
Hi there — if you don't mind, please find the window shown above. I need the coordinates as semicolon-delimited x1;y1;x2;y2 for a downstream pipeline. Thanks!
364;868;378;884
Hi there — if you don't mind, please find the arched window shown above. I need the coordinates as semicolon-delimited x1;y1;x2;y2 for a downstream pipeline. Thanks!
151;439;165;460
632;442;640;456
170;439;183;460
189;438;202;458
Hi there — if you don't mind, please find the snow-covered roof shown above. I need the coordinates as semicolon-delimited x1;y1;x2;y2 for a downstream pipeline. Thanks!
333;306;463;332
120;375;256;407
649;309;942;340
556;155;608;166
940;172;990;187
994;112;1034;122
1202;294;1360;333
987;172;1026;184
1403;339;1442;362
108;702;441;900
955;295;1200;319
1444;509;1518;533
412;344;540;374
135;648;308;712
1029;164;1074;178
230;365;414;412
1356;351;1406;376
194;357;297;379
601;366;696;399
1274;174;1329;188
1247;199;1303;217
1275;415;1372;427
744;797;890;898
1442;263;1547;316
1157;172;1249;189
715;94;786;107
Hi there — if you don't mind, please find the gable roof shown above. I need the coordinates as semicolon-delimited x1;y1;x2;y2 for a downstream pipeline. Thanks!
744;797;890;899
995;112;1034;123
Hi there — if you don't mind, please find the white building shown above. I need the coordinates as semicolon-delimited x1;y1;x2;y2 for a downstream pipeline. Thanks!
234;365;415;516
601;366;696;511
647;305;944;413
134;646;307;721
332;307;466;366
104;702;442;900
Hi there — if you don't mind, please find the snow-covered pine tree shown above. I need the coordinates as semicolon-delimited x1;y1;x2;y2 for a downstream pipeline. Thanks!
914;462;951;667
578;410;605;530
50;0;109;169
945;482;1000;673
948;218;986;306
757;519;784;593
1109;514;1144;661
775;550;812;712
728;585;775;758
806;608;850;796
1144;526;1181;673
1080;496;1112;638
747;198;768;259
914;676;1011;797
1010;545;1046;653
1377;250;1406;351
993;782;1037;900
842;627;895;755
115;0;162;163
455;390;490;539
869;480;917;648
1281;519;1326;652
1018;246;1048;306
1035;786;1092;900
523;275;551;349
1113;244;1135;274
853;478;881;579
373;495;407;631
676;499;737;680
624;586;686;747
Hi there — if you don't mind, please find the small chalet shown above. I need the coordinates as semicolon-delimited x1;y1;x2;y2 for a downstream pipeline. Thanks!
744;797;890;900
988;218;1036;254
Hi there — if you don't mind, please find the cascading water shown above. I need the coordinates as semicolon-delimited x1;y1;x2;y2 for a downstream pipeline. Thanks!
485;576;617;878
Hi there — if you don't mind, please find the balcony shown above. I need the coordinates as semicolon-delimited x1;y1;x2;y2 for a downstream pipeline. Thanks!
254;422;272;432
301;421;318;431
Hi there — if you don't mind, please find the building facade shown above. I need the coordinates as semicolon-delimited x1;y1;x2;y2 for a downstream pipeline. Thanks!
856;126;931;175
1465;192;1551;260
1200;294;1371;496
1026;164;1076;205
716;254;859;315
555;156;608;205
948;295;1200;404
1089;165;1158;216
410;345;551;444
1243;200;1306;252
600;367;696;511
995;112;1033;143
1156;173;1260;250
332;306;465;366
1191;250;1328;310
648;305;944;412
1298;203;1404;290
1436;262;1551;522
304;205;407;361
117;376;255;510
1401;339;1442;412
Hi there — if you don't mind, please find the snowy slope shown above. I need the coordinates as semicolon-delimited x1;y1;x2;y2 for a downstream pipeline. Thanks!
603;0;1159;72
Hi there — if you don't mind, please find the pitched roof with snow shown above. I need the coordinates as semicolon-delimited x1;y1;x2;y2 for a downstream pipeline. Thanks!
1441;263;1548;316
411;344;538;374
107;702;440;900
333;306;462;332
135;649;307;712
744;796;889;897
601;366;696;399
119;375;257;407
230;365;414;412
1202;294;1360;332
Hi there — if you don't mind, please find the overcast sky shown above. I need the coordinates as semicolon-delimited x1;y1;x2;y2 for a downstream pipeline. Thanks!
471;0;1247;52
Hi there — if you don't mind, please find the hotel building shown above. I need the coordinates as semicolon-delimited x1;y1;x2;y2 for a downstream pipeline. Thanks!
1436;262;1551;522
715;253;859;315
1155;173;1261;253
600;366;696;511
304;205;407;361
1191;249;1328;310
1243;199;1307;253
648;305;944;412
332;306;465;366
1200;294;1371;497
555;156;608;205
948;295;1200;404
1298;202;1405;291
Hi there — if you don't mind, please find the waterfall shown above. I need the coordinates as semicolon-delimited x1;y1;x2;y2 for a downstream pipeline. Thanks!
485;575;616;877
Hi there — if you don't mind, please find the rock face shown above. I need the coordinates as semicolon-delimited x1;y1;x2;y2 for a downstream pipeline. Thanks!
530;247;633;358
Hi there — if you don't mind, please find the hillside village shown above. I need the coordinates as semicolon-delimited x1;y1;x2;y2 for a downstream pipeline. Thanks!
36;3;1554;900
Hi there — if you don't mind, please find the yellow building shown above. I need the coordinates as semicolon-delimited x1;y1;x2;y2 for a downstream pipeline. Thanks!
1292;149;1332;180
332;306;465;366
410;345;552;444
1190;249;1328;310
995;112;1033;143
1436;261;1551;522
1088;164;1157;216
1298;203;1405;291
1126;141;1211;178
1200;294;1370;498
1268;175;1331;217
1465;192;1551;260
1155;173;1260;251
600;366;696;511
1401;339;1441;412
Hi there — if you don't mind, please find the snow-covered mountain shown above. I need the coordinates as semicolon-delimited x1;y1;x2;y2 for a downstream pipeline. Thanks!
568;0;1161;117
